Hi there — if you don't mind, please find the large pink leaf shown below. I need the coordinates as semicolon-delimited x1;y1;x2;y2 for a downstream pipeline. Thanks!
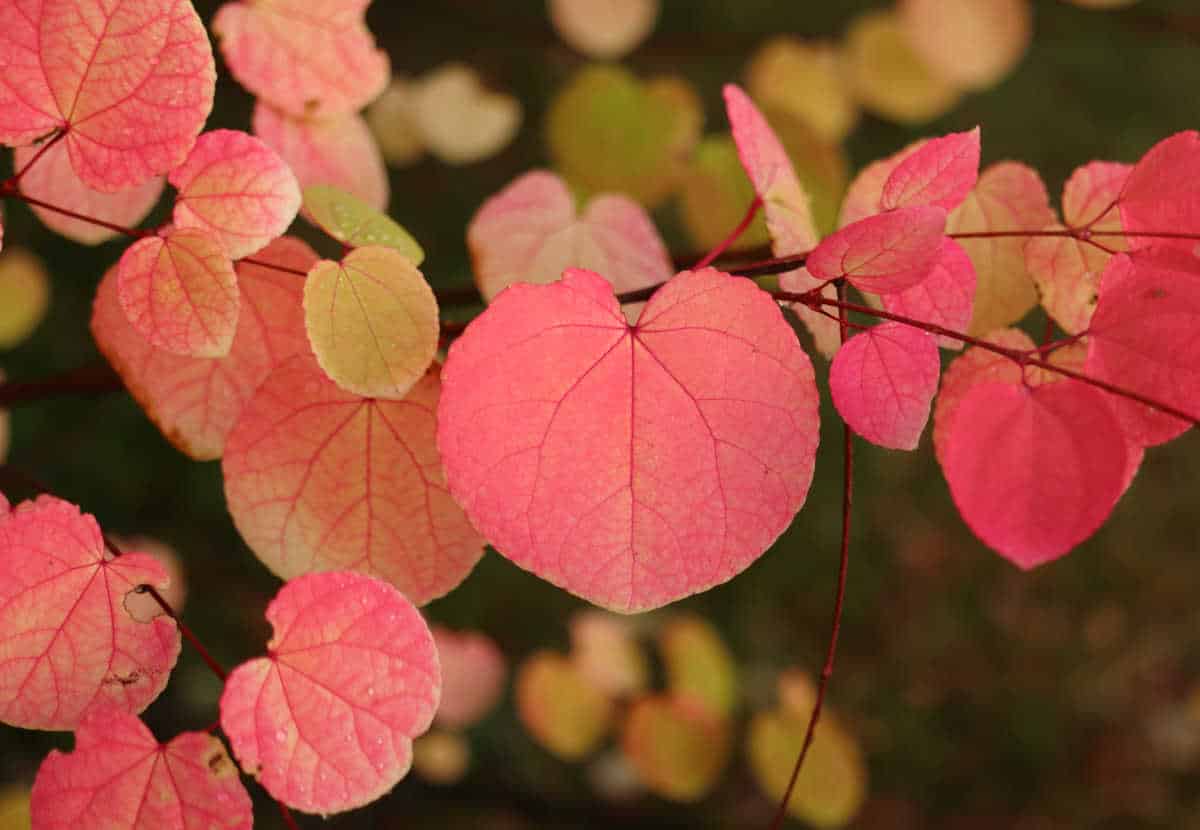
1085;249;1200;447
806;206;947;294
829;322;940;451
169;130;302;259
467;170;672;311
219;570;439;815
1026;162;1130;334
431;626;506;729
941;379;1128;568
30;705;251;829
1119;131;1200;254
948;162;1055;334
212;0;389;118
15;140;163;245
0;0;215;192
437;267;820;613
253;102;389;212
723;84;819;256
117;228;239;358
881;237;976;350
880;127;980;212
0;495;179;730
222;355;484;605
91;237;316;460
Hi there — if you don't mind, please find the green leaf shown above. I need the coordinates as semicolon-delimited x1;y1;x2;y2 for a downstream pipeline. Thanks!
302;185;425;264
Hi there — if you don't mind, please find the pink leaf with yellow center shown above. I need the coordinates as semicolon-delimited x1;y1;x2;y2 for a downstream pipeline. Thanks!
117;228;239;358
941;379;1128;568
437;267;820;613
806;206;947;294
253;102;389;212
1119;131;1200;254
0;0;215;192
1085;249;1200;447
212;0;389;118
881;127;981;212
303;246;439;400
467;170;672;314
219;570;440;815
880;237;976;350
723;84;819;256
170;130;302;259
1026;162;1130;334
0;495;179;730
431;626;506;729
30;705;251;829
222;355;484;604
91;237;316;460
15;140;163;245
829;322;940;451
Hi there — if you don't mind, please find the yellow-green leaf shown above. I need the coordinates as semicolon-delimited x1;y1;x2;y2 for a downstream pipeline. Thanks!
622;695;730;802
516;651;613;761
303;185;425;264
659;615;739;717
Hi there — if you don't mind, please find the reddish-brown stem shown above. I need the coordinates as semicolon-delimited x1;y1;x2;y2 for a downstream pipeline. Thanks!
278;802;300;830
6;189;150;239
770;282;855;829
239;255;309;277
11;129;66;183
0;362;124;407
693;196;762;269
777;291;1200;427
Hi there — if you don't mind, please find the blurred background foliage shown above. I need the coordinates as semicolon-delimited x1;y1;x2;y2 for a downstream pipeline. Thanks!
2;0;1200;827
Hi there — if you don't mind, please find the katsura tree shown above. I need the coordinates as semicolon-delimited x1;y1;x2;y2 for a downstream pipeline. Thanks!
0;0;1197;827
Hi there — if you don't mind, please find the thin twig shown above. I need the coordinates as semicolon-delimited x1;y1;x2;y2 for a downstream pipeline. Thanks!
693;196;762;270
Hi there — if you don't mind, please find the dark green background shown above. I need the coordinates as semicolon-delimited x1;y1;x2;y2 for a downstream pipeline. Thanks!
2;1;1200;827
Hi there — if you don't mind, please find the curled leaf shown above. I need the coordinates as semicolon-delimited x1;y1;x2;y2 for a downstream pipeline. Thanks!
219;571;440;815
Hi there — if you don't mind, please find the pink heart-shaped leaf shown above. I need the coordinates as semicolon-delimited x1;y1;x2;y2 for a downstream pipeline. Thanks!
941;379;1128;568
222;355;484;605
169;130;302;259
0;495;180;730
253;102;389;211
1085;249;1200;447
806;206;947;294
829;322;940;451
117;228;239;358
92;237;316;460
880;237;976;350
15;140;163;245
467;170;672;312
0;0;215;191
880;127;981;212
1119;131;1200;254
219;571;440;815
212;0;389;118
437;267;820;613
30;705;251;829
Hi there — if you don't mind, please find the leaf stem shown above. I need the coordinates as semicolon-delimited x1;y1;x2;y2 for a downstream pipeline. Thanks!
693;196;762;269
769;282;855;829
0;362;124;408
11;129;67;183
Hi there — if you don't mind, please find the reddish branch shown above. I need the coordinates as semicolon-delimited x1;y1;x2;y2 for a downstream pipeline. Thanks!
0;362;124;407
769;282;855;829
693;196;762;269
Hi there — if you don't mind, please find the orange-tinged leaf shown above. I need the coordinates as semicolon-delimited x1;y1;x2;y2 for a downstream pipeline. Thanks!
437;268;820;612
0;783;31;829
0;0;215;191
91;237;316;460
0;247;51;349
748;705;867;828
431;626;506;729
467;170;672;308
659;615;739;716
948;162;1055;334
549;0;659;59
30;705;251;829
222;355;484;605
219;571;440;815
253;103;389;212
899;0;1032;90
212;0;389;118
0;495;180;730
170;130;302;259
516;651;613;760
117;228;239;358
411;731;470;785
15;140;163;245
621;695;730;802
304;246;439;400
